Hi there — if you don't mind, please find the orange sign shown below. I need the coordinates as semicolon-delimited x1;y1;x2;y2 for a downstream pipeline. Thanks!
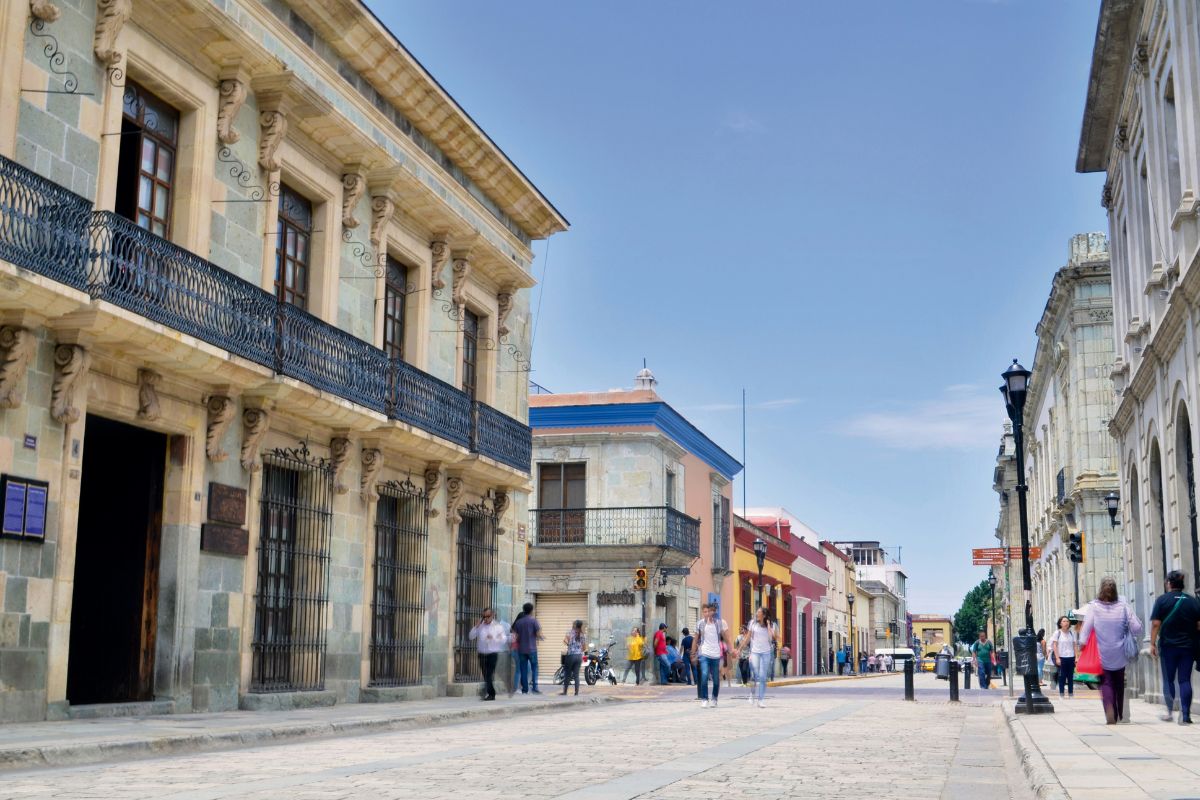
972;546;1042;565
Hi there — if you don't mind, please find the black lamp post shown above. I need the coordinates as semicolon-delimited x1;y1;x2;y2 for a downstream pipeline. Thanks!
847;591;855;674
1000;358;1053;714
1105;491;1120;528
987;569;997;640
753;537;767;612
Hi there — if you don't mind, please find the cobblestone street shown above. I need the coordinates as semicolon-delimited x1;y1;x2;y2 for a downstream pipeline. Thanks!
0;676;1033;800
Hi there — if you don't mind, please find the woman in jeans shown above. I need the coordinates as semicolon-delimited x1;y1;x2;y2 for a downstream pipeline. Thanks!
745;607;777;708
562;620;586;695
1049;616;1079;698
1080;577;1143;724
621;627;644;685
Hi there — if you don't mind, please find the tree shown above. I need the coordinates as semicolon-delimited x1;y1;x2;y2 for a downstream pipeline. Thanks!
953;579;991;644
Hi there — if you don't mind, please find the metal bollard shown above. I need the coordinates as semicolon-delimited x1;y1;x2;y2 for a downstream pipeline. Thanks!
904;658;914;701
949;660;960;702
964;661;972;690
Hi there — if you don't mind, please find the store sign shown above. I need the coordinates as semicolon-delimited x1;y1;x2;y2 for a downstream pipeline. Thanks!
597;590;635;606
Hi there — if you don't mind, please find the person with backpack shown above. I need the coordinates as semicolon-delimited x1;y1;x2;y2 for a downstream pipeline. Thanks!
1149;570;1200;724
690;603;733;708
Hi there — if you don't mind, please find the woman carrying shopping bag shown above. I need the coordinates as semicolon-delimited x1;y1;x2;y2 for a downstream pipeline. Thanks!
1079;577;1143;724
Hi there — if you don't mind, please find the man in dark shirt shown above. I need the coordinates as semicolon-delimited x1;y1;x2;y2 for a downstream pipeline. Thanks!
512;602;542;694
1150;570;1200;724
679;628;694;686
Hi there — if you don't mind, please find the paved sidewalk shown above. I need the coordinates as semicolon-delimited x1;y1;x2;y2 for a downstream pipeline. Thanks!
0;690;616;772
1006;690;1200;799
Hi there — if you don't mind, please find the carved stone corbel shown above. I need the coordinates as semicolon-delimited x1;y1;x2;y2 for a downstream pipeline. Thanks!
205;395;236;462
430;240;449;291
341;173;366;230
451;257;470;308
1115;124;1129;152
1101;181;1113;211
424;462;442;518
258;110;287;172
0;326;37;409
136;368;161;422
1132;37;1149;76
492;489;510;535
360;448;383;502
240;406;271;472
496;290;514;338
445;475;465;526
330;436;351;495
50;344;89;424
370;196;395;251
93;0;132;67
30;0;60;22
217;78;248;145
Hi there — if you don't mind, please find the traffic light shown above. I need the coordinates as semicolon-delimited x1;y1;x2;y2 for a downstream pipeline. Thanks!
1068;532;1083;563
634;567;648;590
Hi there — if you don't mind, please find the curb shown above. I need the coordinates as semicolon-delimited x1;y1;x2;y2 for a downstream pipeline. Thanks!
768;672;895;688
1002;705;1069;800
0;695;620;773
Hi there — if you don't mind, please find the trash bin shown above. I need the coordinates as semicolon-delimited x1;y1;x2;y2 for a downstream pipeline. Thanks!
935;652;951;680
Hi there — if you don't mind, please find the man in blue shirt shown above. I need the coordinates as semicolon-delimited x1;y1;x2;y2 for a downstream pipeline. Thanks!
1150;570;1200;724
512;602;542;694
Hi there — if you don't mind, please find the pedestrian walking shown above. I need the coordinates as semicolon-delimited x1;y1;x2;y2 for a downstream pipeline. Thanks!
621;627;645;685
680;628;695;685
857;650;866;674
745;606;777;708
1080;577;1144;725
512;601;543;694
971;631;994;689
1150;570;1200;724
828;647;835;674
735;626;752;684
1036;628;1047;686
835;646;847;675
653;623;670;684
779;644;791;676
690;603;733;708
561;620;585;696
468;607;507;701
1049;616;1079;698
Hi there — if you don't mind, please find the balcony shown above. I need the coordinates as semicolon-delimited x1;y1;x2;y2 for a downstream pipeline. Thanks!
529;506;701;557
0;155;530;472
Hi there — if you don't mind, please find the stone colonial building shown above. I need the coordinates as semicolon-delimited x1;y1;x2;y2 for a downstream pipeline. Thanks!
525;369;740;679
0;0;565;722
832;540;908;654
1022;234;1122;627
992;422;1021;646
1077;0;1200;702
819;540;854;668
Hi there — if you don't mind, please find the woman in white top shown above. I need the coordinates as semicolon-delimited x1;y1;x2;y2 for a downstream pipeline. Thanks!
744;606;777;708
1049;615;1079;698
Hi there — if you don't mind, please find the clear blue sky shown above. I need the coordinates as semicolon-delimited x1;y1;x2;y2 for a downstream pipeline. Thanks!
371;1;1108;614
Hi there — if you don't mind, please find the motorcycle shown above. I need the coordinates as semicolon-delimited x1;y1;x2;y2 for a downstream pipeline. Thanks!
554;638;618;686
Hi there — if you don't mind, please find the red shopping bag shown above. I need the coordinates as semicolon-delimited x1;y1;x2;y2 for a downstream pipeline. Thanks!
1076;631;1102;676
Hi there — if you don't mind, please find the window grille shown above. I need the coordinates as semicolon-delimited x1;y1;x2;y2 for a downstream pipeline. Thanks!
453;504;497;682
370;479;429;687
251;443;333;693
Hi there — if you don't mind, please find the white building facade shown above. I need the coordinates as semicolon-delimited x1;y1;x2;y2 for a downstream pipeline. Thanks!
1077;0;1200;702
1023;235;1122;629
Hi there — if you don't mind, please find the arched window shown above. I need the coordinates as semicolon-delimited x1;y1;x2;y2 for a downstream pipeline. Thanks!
1176;403;1200;590
1128;462;1144;615
1149;439;1167;583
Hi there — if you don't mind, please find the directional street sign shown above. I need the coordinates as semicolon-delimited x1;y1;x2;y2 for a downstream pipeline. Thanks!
972;546;1042;566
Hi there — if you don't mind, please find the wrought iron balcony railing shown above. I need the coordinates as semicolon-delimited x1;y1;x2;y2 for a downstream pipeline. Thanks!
472;401;532;472
0;155;531;472
529;506;701;556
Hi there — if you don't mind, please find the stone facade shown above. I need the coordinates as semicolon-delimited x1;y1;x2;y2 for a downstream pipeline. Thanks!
1022;234;1121;629
0;0;565;722
1077;0;1200;702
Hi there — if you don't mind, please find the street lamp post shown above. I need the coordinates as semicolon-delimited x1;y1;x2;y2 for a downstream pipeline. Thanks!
1001;358;1054;714
987;569;997;641
1105;492;1120;528
753;538;767;613
847;592;856;674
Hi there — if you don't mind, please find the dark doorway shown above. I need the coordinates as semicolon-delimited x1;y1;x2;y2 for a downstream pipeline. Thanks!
67;414;166;705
